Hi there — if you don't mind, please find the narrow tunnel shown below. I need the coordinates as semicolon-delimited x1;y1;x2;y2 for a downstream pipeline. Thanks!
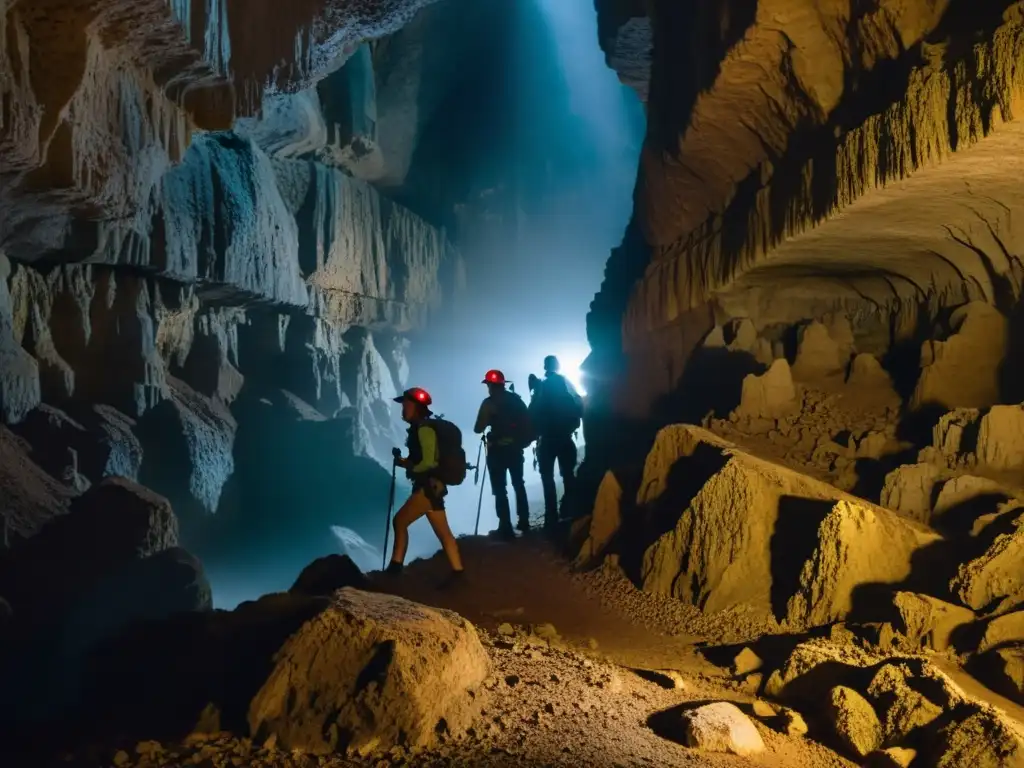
3;0;1024;764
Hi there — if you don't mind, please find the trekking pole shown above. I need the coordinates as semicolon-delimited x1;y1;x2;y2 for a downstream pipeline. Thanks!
382;450;399;570
474;435;489;536
473;439;483;485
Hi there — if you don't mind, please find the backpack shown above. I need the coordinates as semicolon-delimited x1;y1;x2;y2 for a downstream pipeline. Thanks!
489;391;536;449
534;375;582;436
428;417;467;485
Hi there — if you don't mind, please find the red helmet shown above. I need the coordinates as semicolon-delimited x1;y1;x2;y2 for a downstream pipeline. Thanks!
482;369;506;385
393;387;432;406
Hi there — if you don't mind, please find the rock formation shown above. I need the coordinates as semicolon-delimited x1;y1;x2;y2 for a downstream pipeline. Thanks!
589;0;1024;425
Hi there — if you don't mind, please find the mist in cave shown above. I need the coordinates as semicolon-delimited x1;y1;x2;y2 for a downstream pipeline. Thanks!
161;0;643;610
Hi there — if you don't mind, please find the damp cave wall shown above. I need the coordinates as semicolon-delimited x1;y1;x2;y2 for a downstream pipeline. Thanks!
585;0;1024;439
0;0;516;577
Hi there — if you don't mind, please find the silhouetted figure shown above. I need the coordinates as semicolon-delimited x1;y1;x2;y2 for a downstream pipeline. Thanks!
474;369;533;539
529;355;583;529
387;387;465;587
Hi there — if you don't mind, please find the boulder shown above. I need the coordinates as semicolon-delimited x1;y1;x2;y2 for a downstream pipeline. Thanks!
932;408;982;463
290;554;369;596
888;592;975;652
978;612;1024;654
866;663;943;744
879;463;946;524
764;639;1024;765
247;589;489;755
0;476;178;628
792;321;845;379
975;645;1024;703
933;475;1017;523
912;302;1007;411
826;685;882;758
732;359;797;420
932;708;1024;767
847;353;894;390
574;470;624;566
680;702;765;756
976;405;1024;474
637;426;940;629
138;376;237;518
0;425;71;540
951;512;1024;613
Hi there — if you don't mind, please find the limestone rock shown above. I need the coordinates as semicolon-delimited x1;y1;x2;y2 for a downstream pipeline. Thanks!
681;702;765;756
952;512;1024;613
0;425;71;540
933;475;1018;523
575;470;624;566
866;747;916;767
847;353;893;390
826;685;882;759
866;663;943;743
880;463;947;523
247;589;489;756
733;647;763;676
932;708;1024;767
0;253;40;424
976;405;1024;473
792;321;844;379
137;377;237;517
933;408;982;463
733;359;797;419
913;303;1008;411
0;476;178;628
637;426;939;629
290;555;369;596
889;592;975;652
977;645;1024;703
979;612;1024;654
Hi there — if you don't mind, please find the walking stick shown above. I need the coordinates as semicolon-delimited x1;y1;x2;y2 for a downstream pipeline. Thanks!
474;435;489;536
382;454;398;570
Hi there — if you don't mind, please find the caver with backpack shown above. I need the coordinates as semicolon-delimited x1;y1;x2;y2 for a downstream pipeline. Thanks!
385;387;467;589
474;369;535;540
529;355;583;530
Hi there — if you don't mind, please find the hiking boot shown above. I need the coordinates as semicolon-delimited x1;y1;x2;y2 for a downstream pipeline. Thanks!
516;517;530;534
436;570;467;590
385;561;404;576
489;525;516;541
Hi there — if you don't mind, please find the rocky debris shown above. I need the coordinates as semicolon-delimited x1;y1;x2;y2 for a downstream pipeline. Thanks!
592;425;940;629
247;589;490;756
289;554;370;596
0;425;71;540
912;303;1008;411
951;510;1024;614
826;685;882;758
763;639;1024;765
888;592;975;652
733;647;763;676
792;321;846;380
681;701;765;755
732;359;797;420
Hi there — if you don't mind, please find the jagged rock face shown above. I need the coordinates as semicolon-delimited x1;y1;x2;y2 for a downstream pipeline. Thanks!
589;0;1024;420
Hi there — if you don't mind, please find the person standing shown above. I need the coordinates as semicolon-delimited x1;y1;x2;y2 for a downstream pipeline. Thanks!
386;387;465;588
474;369;533;539
529;355;583;530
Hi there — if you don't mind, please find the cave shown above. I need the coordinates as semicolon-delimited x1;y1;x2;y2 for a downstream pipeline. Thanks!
3;0;1024;765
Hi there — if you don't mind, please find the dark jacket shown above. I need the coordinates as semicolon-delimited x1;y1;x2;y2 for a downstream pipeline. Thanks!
405;421;440;480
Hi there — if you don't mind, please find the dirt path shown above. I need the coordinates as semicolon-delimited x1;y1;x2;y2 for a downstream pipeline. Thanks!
366;532;715;672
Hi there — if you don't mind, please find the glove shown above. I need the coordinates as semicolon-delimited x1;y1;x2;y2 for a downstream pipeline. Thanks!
391;447;402;464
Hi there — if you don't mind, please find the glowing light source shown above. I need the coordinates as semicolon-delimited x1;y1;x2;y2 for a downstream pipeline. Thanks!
548;347;588;396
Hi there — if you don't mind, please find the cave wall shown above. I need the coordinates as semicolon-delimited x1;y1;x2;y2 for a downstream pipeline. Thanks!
590;0;1024;423
0;0;488;579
